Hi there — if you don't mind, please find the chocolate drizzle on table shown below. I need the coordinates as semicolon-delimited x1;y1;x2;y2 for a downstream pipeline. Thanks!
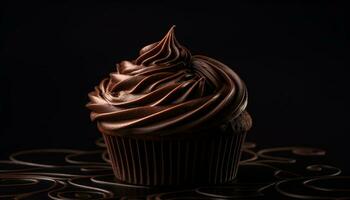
0;140;349;199
87;26;248;136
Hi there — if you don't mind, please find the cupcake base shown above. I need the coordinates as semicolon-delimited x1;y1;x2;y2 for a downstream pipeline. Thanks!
103;132;246;186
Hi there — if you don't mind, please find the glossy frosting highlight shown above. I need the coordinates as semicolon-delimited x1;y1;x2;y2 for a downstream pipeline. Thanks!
87;26;248;136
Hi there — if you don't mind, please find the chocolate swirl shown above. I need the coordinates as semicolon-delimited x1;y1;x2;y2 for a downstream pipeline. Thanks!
87;26;248;136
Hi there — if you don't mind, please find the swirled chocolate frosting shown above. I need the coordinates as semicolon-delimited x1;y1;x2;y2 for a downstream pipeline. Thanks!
87;26;248;136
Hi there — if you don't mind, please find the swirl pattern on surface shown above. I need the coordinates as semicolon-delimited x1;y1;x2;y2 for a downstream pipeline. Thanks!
0;139;348;199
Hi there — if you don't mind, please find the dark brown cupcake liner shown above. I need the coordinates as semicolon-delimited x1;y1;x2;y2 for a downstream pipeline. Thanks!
103;132;246;186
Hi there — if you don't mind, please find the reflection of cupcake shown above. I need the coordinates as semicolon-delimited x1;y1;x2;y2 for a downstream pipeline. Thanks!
87;26;252;185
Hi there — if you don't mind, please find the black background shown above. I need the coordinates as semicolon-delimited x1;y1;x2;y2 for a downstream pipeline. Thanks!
1;3;348;171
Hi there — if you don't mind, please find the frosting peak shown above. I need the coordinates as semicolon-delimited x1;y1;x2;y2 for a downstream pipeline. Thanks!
87;26;248;137
135;25;191;67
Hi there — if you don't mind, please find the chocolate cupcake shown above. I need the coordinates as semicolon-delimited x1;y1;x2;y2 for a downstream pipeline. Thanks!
87;26;252;186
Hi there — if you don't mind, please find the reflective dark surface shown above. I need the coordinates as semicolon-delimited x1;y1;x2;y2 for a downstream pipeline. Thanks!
1;139;348;199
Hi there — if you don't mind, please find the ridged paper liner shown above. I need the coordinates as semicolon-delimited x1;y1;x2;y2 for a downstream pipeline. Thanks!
103;132;246;186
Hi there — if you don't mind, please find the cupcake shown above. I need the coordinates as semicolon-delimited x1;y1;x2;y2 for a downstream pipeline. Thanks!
87;26;252;185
